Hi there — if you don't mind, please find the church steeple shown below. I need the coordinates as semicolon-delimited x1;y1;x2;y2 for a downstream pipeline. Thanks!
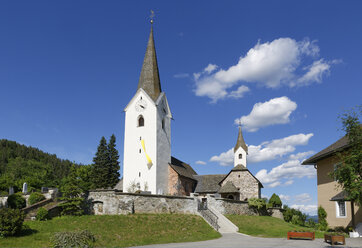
234;126;248;154
137;24;162;102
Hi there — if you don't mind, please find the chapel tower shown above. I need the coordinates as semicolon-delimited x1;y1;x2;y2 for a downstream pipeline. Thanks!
234;126;248;167
123;23;172;195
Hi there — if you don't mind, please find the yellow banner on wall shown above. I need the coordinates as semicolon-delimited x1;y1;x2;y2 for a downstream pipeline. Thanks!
141;139;153;168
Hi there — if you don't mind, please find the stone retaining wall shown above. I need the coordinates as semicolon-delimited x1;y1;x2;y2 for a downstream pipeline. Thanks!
207;195;257;215
88;190;198;215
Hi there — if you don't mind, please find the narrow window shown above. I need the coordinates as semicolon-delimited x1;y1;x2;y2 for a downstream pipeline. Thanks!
140;136;142;140
162;118;165;130
238;175;240;178
138;115;144;127
239;154;242;159
139;149;141;153
139;172;141;177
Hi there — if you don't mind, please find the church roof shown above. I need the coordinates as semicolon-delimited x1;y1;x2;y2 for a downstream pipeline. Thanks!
232;164;247;171
193;174;226;193
218;181;239;193
302;135;350;165
169;156;197;180
234;126;248;153
219;166;264;188
137;25;162;102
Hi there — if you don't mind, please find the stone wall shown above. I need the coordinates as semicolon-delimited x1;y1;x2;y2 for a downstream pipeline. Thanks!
206;195;257;215
88;190;198;215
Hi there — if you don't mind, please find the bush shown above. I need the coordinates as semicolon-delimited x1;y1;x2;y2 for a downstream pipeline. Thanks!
283;205;307;226
291;215;302;225
318;206;328;231
36;207;49;221
269;193;282;208
0;208;25;237
51;230;96;248
306;218;316;228
7;193;26;209
29;192;46;205
248;198;267;215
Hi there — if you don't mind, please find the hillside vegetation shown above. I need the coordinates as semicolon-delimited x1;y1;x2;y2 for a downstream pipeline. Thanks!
0;139;80;193
0;214;221;247
226;215;325;238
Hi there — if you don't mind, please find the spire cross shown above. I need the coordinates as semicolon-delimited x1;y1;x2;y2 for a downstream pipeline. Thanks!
150;10;155;24
237;120;242;128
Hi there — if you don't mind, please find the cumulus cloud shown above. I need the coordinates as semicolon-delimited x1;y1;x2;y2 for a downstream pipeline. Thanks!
195;160;206;165
235;97;297;132
210;148;234;166
279;194;291;202
228;85;250;99
209;133;313;166
255;159;316;188
291;204;318;215
295;193;312;203
288;151;314;161
193;38;336;102
248;133;314;163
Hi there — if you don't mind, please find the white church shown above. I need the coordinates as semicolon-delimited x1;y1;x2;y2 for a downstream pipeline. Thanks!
119;24;262;201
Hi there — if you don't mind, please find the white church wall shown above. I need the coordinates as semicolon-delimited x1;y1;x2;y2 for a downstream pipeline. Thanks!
123;90;158;194
234;146;247;167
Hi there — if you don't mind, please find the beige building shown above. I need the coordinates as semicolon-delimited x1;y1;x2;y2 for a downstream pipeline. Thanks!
303;135;362;228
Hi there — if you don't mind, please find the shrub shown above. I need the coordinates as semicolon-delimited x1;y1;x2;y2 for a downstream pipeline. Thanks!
36;207;49;221
7;193;26;209
51;230;96;248
269;193;282;208
291;215;301;225
0;208;25;237
318;206;328;231
248;198;267;215
306;218;316;228
29;192;46;205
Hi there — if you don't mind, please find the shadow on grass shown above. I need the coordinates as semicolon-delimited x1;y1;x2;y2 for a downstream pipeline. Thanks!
15;225;38;237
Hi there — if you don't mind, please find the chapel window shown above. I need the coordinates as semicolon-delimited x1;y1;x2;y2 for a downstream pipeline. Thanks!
239;154;242;159
162;118;165;130
138;115;144;127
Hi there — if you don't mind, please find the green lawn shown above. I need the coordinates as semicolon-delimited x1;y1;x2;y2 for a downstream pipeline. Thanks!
226;215;325;238
1;214;221;247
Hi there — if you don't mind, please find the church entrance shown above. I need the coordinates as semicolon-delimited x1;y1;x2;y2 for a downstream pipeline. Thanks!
198;198;208;210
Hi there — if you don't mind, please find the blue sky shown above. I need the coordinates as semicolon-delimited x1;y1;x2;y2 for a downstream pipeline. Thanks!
1;1;361;215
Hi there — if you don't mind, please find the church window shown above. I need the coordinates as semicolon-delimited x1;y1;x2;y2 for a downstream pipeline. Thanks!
228;195;234;200
140;136;142;140
162;118;165;130
139;149;141;153
140;96;142;100
138;115;144;127
238;175;240;178
139;172;141;177
239;154;242;159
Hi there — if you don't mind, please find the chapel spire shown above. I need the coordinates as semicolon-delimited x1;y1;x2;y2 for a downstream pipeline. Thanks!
137;21;162;102
234;126;248;153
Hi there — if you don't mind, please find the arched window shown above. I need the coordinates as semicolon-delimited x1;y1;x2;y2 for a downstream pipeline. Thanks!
239;154;242;159
138;115;144;127
228;195;234;200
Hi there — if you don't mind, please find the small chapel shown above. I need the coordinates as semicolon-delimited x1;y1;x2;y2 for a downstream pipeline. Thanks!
118;23;262;201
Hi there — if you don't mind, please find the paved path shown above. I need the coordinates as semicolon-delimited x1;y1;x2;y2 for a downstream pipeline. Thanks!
131;233;362;248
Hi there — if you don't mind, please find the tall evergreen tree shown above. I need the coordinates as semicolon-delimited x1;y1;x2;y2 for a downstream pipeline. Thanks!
91;137;109;189
107;134;120;188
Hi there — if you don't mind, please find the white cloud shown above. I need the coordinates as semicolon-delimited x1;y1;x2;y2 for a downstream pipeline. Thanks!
268;182;281;188
204;64;218;74
284;180;294;186
295;193;312;203
228;85;250;99
235;97;297;132
174;73;189;78
209;133;313;166
279;194;291;202
248;133;314;163
193;38;336;102
288;151;314;161
195;160;206;165
210;148;234;166
291;204;318;215
255;159;316;188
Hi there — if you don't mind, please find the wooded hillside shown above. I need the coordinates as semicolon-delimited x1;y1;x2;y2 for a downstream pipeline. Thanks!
0;139;80;193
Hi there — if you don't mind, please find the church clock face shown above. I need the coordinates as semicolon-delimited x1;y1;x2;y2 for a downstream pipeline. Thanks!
135;99;147;112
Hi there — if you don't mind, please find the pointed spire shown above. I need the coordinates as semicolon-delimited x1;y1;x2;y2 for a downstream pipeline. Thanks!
137;24;162;102
234;126;248;153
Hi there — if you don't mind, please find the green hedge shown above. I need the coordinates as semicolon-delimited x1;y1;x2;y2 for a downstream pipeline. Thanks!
7;193;26;209
0;208;25;237
29;192;46;205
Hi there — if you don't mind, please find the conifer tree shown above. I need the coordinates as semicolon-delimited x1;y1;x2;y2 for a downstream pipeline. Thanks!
107;134;120;188
91;137;109;189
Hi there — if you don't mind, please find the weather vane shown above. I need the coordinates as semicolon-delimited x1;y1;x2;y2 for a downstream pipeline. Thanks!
150;10;155;24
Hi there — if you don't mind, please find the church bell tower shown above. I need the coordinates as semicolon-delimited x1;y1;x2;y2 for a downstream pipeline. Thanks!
123;22;172;195
234;126;248;167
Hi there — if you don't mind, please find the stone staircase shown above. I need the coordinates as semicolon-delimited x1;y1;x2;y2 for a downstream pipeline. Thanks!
197;200;238;234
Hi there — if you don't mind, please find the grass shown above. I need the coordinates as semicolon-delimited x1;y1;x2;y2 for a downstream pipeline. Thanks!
226;215;326;238
0;214;221;247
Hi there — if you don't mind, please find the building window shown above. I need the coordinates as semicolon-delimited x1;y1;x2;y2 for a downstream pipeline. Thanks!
239;154;242;159
139;172;141;177
139;149;141;153
336;201;346;217
162;118;165;130
138;115;144;127
238;175;240;178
